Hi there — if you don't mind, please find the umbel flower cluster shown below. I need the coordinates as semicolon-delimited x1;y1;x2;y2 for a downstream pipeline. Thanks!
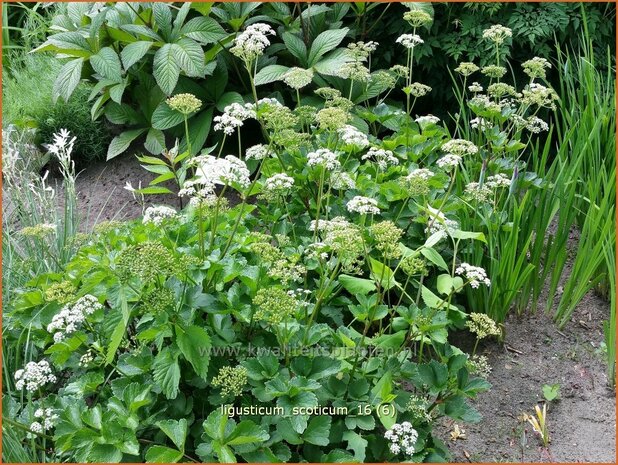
47;294;103;342
384;422;419;456
14;360;57;391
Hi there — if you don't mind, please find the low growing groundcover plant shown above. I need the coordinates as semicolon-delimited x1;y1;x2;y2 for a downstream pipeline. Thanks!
5;10;568;464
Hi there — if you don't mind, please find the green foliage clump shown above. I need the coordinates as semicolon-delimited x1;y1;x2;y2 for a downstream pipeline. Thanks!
2;54;110;165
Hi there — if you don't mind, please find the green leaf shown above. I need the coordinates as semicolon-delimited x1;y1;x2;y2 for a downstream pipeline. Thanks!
181;17;227;44
338;275;376;296
437;274;455;295
152;347;181;399
225;421;269;446
307;28;349;66
174;38;205;77
254;64;290;86
121;41;153;69
175;325;211;380
156;419;188;450
418;360;448;390
420;247;449;271
282;32;307;64
90;47;122;81
449;230;487;243
152;102;185;130
216;92;244;112
313;48;354;76
342;431;367;462
145;445;183;463
107;128;147;160
52;58;84;103
89;444;123;463
145;128;166;155
180;108;213;155
303;416;331;446
152;2;173;38
153;43;181;95
369;258;397;290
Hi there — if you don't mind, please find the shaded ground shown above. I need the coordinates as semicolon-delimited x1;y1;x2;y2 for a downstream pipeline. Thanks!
439;293;615;463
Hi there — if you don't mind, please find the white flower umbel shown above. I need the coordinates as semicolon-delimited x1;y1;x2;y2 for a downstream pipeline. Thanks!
384;422;418;456
347;196;380;215
14;360;57;391
482;24;513;45
47;294;103;342
468;82;484;93
264;173;294;192
338;125;369;148
396;34;424;49
245;144;273;160
436;154;462;171
330;171;356;190
193;155;251;189
441;139;479;156
230;23;275;62
213;103;255;136
486;173;512;188
283;67;314;89
456;263;491;288
307;148;340;170
362;147;399;171
143;205;178;226
415;114;440;128
407;168;434;181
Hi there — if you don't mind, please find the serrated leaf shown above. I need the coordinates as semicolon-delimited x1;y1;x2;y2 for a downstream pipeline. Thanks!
174;38;205;77
145;445;183;463
153;44;180;95
152;347;180;399
254;64;289;86
145;128;166;154
282;32;307;64
107;128;147;160
175;325;211;380
342;431;367;462
53;58;84;103
181;17;227;44
303;416;331;446
308;28;349;66
90;47;122;81
156;419;188;450
225;421;269;446
121;41;153;69
152;102;185;129
314;48;354;76
152;3;173;38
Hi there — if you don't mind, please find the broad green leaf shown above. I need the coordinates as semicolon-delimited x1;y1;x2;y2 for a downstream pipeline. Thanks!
313;48;354;76
156;419;188;450
153;44;181;95
52;58;84;103
338;275;376;295
174;38;205;77
181;17;227;44
307;28;349;66
152;2;173;38
90;47;122;81
342;431;367;462
145;445;183;463
152;102;185;130
152;347;181;399
121;41;153;69
145;128;166;155
420;247;449;271
107;128;147;160
449;230;487;243
216;92;244;112
225;421;269;446
180;108;213;155
175;325;211;380
369;258;397;290
303;416;331;446
254;64;290;86
89;444;123;463
282;32;307;64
